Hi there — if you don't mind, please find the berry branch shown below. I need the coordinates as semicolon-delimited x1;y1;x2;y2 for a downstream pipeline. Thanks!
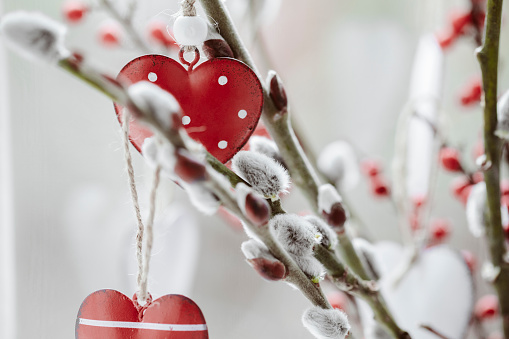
476;0;509;337
99;0;151;52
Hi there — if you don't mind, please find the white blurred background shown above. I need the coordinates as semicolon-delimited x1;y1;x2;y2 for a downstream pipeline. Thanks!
1;0;509;338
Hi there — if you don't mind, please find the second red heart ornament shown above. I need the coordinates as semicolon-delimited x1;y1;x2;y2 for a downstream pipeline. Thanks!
76;289;208;339
114;54;264;164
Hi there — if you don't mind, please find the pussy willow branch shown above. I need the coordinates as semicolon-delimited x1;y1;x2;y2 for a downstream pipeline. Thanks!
207;178;330;309
198;0;373;283
197;2;412;337
476;0;509;337
57;53;331;309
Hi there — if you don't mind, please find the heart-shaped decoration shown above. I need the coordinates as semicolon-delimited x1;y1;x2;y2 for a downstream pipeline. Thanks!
357;242;473;339
76;289;208;338
115;55;264;163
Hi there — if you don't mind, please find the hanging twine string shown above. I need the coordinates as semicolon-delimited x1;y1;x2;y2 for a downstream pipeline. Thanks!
181;0;197;16
180;0;198;53
139;163;161;301
121;110;161;304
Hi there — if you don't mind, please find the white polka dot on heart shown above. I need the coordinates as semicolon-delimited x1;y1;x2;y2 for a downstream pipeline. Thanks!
148;72;157;82
218;76;228;85
218;140;228;149
182;116;191;125
238;110;247;119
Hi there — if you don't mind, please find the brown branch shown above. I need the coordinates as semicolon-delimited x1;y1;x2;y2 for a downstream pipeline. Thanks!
420;325;451;339
476;0;509;337
314;245;411;339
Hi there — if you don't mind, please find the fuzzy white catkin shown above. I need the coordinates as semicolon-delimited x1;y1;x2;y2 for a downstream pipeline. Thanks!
231;151;290;199
302;307;350;339
127;81;181;130
270;214;317;257
141;137;159;169
241;239;274;260
182;182;220;215
157;142;177;174
141;136;178;180
0;11;70;64
317;141;360;191
466;182;487;237
304;215;337;249
496;89;509;139
293;255;325;281
249;136;282;161
318;184;343;214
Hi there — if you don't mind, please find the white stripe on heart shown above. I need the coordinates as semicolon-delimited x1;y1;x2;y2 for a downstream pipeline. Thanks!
78;318;208;331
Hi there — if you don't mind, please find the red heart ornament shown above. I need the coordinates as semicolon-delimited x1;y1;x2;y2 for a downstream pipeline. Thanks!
76;289;208;339
115;55;264;163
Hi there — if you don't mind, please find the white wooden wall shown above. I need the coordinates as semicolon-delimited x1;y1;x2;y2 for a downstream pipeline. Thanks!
0;0;16;336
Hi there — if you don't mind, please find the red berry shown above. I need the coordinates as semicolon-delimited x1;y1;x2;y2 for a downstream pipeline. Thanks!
501;180;509;196
148;21;176;48
450;11;472;34
501;195;509;207
459;78;482;106
475;295;499;320
451;176;472;198
439;147;463;172
370;177;390;197
429;219;451;243
436;31;456;50
361;159;382;177
62;0;88;23
461;250;477;272
412;194;427;209
327;291;349;311
459;185;473;205
98;22;122;47
475;11;486;29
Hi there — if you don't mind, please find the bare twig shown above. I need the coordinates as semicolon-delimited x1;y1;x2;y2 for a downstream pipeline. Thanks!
100;0;151;53
476;0;509;337
420;325;451;339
